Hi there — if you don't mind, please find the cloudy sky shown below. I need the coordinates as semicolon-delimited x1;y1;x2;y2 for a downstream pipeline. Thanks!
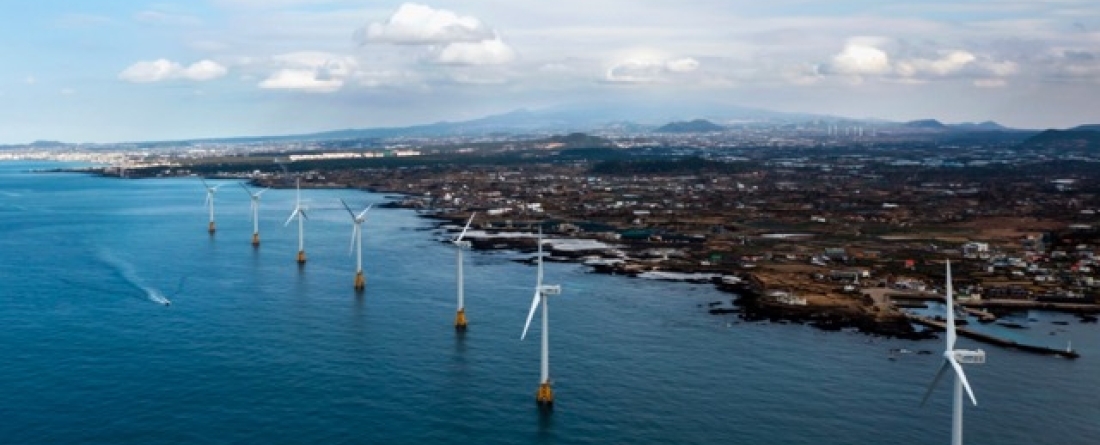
2;1;1099;143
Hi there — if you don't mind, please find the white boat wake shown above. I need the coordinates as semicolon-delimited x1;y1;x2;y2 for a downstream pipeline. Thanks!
97;249;179;306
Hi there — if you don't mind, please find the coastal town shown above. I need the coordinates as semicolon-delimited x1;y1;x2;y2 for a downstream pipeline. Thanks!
12;123;1100;350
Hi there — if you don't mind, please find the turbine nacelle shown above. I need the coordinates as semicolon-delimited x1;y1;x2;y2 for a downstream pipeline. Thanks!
201;178;224;192
538;284;561;296
952;349;986;365
452;240;472;249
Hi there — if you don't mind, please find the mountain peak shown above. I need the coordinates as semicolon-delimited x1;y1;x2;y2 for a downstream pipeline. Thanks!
904;119;947;129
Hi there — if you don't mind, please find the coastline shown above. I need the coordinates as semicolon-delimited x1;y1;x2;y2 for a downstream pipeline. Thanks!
50;165;1100;354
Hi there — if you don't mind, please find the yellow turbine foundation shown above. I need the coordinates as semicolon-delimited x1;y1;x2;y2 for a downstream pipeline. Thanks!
536;382;554;405
297;250;307;264
354;271;365;290
251;233;260;246
454;308;467;330
208;222;216;233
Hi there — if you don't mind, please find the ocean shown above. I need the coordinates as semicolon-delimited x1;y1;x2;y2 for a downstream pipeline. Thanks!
0;161;1096;444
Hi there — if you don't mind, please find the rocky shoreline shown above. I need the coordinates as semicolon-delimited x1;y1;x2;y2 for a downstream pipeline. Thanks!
421;209;937;340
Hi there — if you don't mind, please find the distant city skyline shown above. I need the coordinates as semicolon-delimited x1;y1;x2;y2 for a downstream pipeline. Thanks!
2;1;1098;143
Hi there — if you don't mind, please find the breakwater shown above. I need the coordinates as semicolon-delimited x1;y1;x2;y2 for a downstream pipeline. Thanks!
908;315;1079;359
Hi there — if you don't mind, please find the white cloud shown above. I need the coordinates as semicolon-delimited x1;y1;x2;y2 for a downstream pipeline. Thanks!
666;58;700;73
604;53;701;83
438;36;516;65
983;60;1019;77
606;60;667;83
359;3;493;45
827;42;891;75
118;59;228;83
259;69;344;92
183;60;230;81
257;52;359;93
896;50;975;77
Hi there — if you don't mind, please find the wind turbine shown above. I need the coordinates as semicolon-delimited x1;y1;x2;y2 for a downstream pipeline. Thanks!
201;179;225;234
521;228;562;406
240;183;269;246
452;212;476;330
284;178;308;265
921;260;986;445
340;199;372;290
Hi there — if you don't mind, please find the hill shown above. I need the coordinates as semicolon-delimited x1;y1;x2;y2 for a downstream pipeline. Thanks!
904;119;948;130
1022;129;1100;152
654;119;725;133
542;132;615;149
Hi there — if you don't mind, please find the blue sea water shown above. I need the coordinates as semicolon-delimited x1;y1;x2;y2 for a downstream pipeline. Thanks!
0;161;1097;445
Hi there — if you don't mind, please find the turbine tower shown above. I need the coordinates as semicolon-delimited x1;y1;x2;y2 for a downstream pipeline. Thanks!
521;228;562;407
451;212;476;331
240;183;269;246
340;199;372;291
201;179;224;234
921;260;986;445
284;178;308;265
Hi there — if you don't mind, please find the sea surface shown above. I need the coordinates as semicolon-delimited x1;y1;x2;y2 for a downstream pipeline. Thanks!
0;161;1097;445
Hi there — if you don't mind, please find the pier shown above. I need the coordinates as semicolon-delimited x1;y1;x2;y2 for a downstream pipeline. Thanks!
907;315;1079;359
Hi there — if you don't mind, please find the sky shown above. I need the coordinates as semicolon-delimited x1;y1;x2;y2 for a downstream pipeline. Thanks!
2;0;1099;143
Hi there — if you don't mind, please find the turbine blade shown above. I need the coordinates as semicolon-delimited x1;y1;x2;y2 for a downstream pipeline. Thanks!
457;212;476;241
945;260;957;349
239;182;252;196
284;209;297;227
948;355;978;406
920;360;950;406
201;178;211;190
256;188;269;196
521;290;541;340
536;228;544;286
339;198;356;219
300;209;308;220
357;204;373;220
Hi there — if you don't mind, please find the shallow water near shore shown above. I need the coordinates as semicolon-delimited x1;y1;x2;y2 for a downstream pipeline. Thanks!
1;161;1098;444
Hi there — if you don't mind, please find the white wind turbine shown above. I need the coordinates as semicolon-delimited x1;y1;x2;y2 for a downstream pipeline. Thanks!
921;260;986;445
284;178;308;265
240;183;269;246
340;199;372;291
201;179;225;234
452;212;476;330
521;228;562;406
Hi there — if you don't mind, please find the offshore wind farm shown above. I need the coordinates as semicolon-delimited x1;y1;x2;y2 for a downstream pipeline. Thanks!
1;160;1098;444
4;0;1100;442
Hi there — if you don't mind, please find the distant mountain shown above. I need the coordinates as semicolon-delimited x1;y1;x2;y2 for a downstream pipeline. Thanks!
654;119;726;133
950;121;1009;131
1022;129;1100;152
1069;124;1100;132
904;119;948;130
